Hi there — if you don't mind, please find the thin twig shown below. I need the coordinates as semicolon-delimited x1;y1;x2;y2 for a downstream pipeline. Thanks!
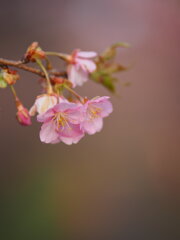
0;58;65;78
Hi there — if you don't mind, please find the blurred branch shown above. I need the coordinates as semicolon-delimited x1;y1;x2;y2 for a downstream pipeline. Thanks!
0;58;65;78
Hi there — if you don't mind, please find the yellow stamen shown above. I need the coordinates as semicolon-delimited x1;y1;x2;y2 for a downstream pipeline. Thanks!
88;106;101;120
53;112;72;131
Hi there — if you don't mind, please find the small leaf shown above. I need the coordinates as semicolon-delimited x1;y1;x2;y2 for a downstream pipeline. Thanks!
101;42;130;61
102;75;116;92
91;42;130;92
0;73;7;88
111;42;130;49
90;71;116;92
103;63;127;74
0;80;7;88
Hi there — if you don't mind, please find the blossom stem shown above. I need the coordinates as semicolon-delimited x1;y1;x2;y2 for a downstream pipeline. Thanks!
45;58;52;70
64;85;84;103
45;52;69;61
10;85;17;98
36;59;53;94
10;85;19;104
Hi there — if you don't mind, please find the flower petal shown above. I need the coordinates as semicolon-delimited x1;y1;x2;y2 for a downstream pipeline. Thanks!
77;51;97;59
53;102;79;112
81;117;103;135
60;134;84;145
65;107;84;124
59;123;84;138
29;95;58;116
29;104;37;116
36;95;58;115
39;121;59;144
67;64;88;87
89;96;113;118
37;108;54;122
76;59;97;73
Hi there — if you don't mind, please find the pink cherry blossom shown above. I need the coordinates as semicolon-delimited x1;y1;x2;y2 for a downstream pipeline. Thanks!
29;94;60;116
37;102;84;144
16;104;32;126
81;96;113;135
67;50;97;87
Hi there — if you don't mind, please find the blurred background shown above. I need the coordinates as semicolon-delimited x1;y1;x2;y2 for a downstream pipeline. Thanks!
0;0;180;239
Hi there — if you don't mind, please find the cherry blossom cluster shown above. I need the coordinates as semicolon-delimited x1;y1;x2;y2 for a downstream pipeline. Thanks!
0;42;129;144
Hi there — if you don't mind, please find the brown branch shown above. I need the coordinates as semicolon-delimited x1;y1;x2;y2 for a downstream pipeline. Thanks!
0;58;66;78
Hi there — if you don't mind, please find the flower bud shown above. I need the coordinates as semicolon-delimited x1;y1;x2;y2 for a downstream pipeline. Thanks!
2;69;19;85
29;94;59;116
24;42;45;62
16;103;32;126
50;77;65;85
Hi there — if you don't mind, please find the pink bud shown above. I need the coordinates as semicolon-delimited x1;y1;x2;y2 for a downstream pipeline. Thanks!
16;104;32;126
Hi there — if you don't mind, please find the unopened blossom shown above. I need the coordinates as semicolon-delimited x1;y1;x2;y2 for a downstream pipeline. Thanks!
67;50;97;87
29;94;60;116
16;103;32;126
24;42;45;62
81;96;113;135
2;69;19;85
37;102;84;144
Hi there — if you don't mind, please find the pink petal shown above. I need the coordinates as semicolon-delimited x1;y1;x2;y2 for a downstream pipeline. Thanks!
50;138;61;144
29;95;58;116
77;51;97;59
89;96;113;118
37;108;54;122
81;117;103;135
35;95;58;114
65;107;84;124
40;121;59;144
60;134;84;145
53;102;79;112
67;64;88;87
76;59;97;73
59;96;70;103
29;104;37;116
58;123;84;138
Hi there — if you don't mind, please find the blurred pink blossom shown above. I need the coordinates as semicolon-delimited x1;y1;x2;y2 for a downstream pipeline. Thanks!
67;50;97;87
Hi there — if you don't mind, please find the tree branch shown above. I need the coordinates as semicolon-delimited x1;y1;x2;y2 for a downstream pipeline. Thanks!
0;58;66;78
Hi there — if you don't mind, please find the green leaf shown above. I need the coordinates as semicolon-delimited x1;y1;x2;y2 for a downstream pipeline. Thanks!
101;42;130;61
111;42;130;49
0;73;7;88
91;42;130;92
103;63;127;74
90;71;116;92
102;75;116;92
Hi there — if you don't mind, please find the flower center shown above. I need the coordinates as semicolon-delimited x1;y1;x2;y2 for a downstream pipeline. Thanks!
53;112;71;130
88;105;101;120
